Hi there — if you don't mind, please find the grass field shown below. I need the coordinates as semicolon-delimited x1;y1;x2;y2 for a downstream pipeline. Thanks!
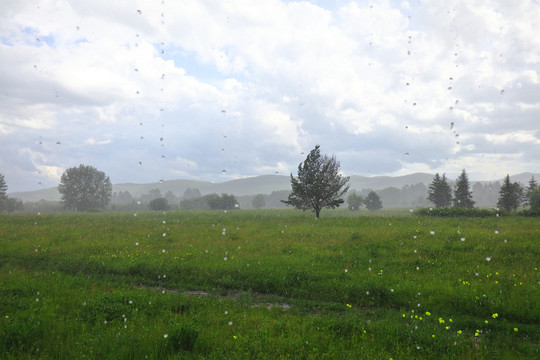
0;209;538;359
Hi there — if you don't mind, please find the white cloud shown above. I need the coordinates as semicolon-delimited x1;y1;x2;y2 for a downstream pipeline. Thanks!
1;0;539;192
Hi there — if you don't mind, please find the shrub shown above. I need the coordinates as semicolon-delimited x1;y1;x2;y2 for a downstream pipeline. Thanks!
415;207;499;217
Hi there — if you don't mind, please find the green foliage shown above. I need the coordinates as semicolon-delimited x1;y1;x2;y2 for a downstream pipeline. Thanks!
282;145;350;218
453;169;475;208
148;197;170;211
58;164;112;211
347;192;363;210
364;190;382;210
252;194;266;209
427;173;452;207
416;207;499;217
497;174;523;212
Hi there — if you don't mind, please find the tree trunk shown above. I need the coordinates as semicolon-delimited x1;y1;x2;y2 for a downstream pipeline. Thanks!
315;208;320;219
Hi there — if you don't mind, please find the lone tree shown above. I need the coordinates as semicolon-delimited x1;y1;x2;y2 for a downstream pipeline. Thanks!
364;190;383;211
58;164;112;211
347;192;364;210
427;173;452;207
497;174;523;212
453;169;475;208
282;145;349;218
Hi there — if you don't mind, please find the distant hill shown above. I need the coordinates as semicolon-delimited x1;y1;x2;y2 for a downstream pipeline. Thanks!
9;172;540;203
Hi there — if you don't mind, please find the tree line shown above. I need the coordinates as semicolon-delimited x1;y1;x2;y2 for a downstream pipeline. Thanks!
426;170;540;213
1;148;539;216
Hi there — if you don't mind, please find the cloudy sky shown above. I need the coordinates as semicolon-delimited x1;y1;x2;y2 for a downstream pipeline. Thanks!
1;0;539;193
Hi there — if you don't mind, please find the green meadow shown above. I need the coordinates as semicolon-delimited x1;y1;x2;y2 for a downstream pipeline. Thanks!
0;209;538;359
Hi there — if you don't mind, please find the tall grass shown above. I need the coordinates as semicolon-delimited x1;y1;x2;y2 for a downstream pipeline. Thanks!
0;209;538;359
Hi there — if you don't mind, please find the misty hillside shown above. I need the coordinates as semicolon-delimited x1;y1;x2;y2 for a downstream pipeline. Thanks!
9;172;539;204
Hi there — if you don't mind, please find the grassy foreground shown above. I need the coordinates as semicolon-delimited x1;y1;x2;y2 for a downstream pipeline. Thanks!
0;209;538;359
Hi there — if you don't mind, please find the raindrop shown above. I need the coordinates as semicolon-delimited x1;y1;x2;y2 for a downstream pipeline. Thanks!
138;161;142;165
162;233;166;237
486;256;492;262
450;122;454;129
460;237;465;242
413;102;417;106
222;169;226;174
404;152;409;156
407;50;411;55
494;230;499;234
500;89;505;94
137;9;142;14
448;86;452;90
76;26;80;31
159;179;164;183
134;68;139;72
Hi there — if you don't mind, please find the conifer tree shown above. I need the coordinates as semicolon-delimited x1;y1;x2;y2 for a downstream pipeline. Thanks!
524;176;538;207
427;173;452;207
453;169;475;208
497;174;523;212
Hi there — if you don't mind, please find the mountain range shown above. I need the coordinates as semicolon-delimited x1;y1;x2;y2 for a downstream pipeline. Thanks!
9;172;539;203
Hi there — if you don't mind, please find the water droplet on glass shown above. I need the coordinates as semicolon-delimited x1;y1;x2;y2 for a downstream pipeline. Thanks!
159;179;164;183
76;26;80;31
137;9;142;14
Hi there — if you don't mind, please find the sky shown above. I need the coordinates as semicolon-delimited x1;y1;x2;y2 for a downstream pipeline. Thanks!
1;0;539;193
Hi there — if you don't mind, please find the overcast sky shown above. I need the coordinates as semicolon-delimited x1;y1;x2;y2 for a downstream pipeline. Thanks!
1;0;539;193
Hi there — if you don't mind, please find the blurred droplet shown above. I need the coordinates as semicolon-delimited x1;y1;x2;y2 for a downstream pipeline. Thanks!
222;169;226;174
134;68;138;72
76;26;80;31
137;9;142;14
500;89;505;94
159;179;164;183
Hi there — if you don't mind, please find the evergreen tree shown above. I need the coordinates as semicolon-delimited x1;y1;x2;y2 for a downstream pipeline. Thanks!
497;174;523;212
0;173;8;211
453;169;475;208
427;173;452;207
524;176;538;207
282;145;350;218
364;190;383;211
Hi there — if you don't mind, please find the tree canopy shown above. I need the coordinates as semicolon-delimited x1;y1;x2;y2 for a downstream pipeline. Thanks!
282;145;349;218
58;164;112;211
364;190;383;211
